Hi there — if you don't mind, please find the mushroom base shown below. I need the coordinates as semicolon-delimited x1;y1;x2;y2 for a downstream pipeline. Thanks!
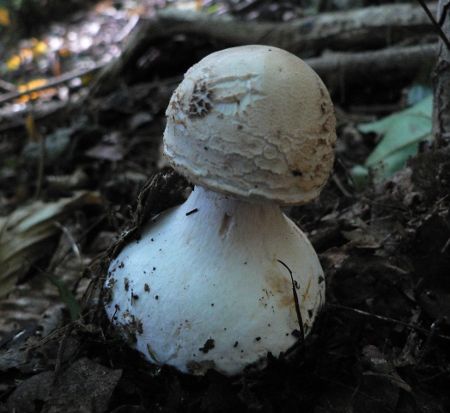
104;186;325;376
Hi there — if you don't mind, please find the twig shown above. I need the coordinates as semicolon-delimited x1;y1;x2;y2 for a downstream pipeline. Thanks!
416;0;450;49
432;0;450;144
277;259;305;342
27;102;45;200
34;131;45;199
53;329;69;380
0;62;106;106
53;222;83;269
114;14;140;43
0;100;67;133
328;303;450;341
418;318;445;364
0;79;16;92
441;237;450;253
231;0;264;13
438;2;450;26
332;173;352;198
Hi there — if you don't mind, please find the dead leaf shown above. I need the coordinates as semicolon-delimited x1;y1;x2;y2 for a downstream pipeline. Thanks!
7;371;54;413
0;7;10;26
341;228;382;249
45;358;122;413
0;191;102;298
17;78;58;103
128;112;153;131
7;358;122;413
85;132;125;161
362;345;412;393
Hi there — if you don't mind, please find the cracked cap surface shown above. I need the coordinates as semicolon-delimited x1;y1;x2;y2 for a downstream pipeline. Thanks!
163;45;336;205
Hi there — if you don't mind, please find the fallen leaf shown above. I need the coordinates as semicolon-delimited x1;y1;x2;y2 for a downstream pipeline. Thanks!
0;7;10;26
85;132;125;161
7;358;122;413
0;191;102;298
6;48;33;71
341;228;382;249
362;345;412;392
17;78;58;103
6;54;21;71
46;275;81;321
32;39;48;56
7;371;54;413
22;127;73;166
352;96;432;183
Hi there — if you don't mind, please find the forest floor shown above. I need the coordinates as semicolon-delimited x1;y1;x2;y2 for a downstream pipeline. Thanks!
0;0;450;412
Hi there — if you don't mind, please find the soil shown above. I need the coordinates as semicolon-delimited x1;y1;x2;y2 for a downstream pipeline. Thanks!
1;1;450;412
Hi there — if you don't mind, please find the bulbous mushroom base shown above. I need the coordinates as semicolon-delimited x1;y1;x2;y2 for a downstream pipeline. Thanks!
104;186;325;376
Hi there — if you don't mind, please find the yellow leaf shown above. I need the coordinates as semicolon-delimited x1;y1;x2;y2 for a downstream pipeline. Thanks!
32;39;48;56
16;78;57;103
0;7;9;26
18;78;48;92
6;48;33;71
6;55;21;71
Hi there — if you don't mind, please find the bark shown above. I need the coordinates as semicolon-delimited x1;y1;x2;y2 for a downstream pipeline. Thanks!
151;3;433;55
307;44;437;91
433;0;450;145
91;3;434;96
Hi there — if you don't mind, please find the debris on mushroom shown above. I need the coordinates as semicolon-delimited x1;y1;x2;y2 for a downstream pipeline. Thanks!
104;45;336;376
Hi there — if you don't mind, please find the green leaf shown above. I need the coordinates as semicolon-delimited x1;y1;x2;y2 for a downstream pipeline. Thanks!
350;164;370;190
355;96;433;182
206;4;220;14
46;274;81;320
406;84;432;105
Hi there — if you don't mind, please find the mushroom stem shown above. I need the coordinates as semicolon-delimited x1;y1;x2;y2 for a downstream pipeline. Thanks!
183;185;288;242
106;185;325;375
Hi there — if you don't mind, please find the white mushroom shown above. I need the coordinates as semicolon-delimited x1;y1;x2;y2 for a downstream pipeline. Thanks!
104;45;336;376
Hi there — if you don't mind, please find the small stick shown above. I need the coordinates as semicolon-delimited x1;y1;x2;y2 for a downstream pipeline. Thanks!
0;79;16;92
0;62;106;105
277;259;305;343
185;208;199;216
34;133;45;199
328;303;450;341
416;0;450;50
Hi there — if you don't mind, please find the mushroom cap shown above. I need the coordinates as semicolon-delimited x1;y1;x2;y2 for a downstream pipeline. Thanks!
163;45;336;205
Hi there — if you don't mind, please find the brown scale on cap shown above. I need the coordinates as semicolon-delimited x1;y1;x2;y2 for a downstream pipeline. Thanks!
188;81;213;118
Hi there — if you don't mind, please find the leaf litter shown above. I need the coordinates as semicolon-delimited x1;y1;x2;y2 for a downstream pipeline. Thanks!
0;0;450;412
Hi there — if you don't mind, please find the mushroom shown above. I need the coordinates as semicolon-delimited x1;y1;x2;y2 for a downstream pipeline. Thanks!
104;45;336;376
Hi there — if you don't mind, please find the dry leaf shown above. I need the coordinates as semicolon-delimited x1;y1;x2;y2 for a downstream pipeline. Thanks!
0;7;10;26
0;191;102;298
17;78;58;103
